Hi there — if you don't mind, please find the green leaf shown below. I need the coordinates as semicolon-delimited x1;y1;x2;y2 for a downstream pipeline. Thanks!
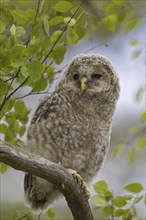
134;87;144;102
11;45;27;68
67;28;78;44
93;180;108;194
32;25;42;38
16;27;26;38
19;125;26;137
52;44;66;64
11;9;35;26
14;100;27;116
39;36;50;54
135;195;143;204
64;17;76;27
53;1;73;13
127;149;136;164
118;10;126;22
104;190;112;201
140;111;146;122
50;30;62;44
92;195;107;207
45;64;55;81
47;208;55;219
10;24;16;36
8;36;16;49
27;60;45;78
123;194;133;201
136;137;145;150
76;12;86;26
75;26;86;40
49;16;64;25
113;196;127;208
130;40;139;46
103;205;113;217
10;120;20;135
21;65;29;78
0;98;14;119
124;182;143;193
4;130;14;142
114;209;125;217
106;2;118;14
43;15;49;33
14;100;29;123
132;50;141;59
122;208;131;220
0;163;8;173
113;141;123;158
0;123;8;134
129;18;139;31
33;78;48;92
103;14;117;32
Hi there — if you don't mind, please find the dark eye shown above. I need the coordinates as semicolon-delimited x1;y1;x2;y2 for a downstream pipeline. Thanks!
91;73;101;80
73;73;79;80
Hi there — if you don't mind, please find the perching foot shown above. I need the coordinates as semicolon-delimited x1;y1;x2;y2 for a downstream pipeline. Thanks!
67;168;90;200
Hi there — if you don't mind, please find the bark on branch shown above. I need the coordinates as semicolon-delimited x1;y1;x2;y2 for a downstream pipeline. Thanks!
0;140;94;220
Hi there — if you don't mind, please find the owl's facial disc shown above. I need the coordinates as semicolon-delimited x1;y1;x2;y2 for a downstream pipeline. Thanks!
64;63;112;95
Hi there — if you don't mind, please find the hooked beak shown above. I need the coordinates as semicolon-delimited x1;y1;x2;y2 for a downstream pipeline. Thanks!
80;77;88;93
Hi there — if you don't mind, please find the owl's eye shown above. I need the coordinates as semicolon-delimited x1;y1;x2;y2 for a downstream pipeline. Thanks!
73;73;79;80
91;73;101;80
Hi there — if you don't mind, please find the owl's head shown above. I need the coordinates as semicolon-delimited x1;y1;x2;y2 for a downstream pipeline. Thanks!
59;54;120;102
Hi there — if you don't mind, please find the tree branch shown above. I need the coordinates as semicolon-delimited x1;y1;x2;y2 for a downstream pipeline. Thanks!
0;140;94;220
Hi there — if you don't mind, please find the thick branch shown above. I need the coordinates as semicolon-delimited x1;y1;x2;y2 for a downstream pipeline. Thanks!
0;140;94;220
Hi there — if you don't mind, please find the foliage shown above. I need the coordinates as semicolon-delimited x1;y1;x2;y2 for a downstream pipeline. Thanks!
92;180;145;220
0;0;145;219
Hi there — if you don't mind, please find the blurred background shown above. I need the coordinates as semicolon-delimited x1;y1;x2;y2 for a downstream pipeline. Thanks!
0;0;145;219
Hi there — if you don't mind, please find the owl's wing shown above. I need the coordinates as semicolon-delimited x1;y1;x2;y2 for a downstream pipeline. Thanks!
31;95;55;125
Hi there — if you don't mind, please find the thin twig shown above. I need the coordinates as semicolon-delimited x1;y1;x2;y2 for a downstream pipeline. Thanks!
16;91;51;100
126;125;146;146
7;76;30;99
127;193;141;218
17;212;32;220
0;67;21;112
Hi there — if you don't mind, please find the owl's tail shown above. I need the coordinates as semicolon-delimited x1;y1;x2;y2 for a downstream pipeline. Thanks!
24;173;60;214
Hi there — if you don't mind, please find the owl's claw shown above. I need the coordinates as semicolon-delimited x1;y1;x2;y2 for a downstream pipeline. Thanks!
67;169;90;200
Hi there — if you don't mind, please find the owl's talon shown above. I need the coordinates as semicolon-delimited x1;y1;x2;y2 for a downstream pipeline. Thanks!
67;169;90;200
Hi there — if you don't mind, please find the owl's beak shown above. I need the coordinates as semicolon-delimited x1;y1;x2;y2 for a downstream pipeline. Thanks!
80;77;88;93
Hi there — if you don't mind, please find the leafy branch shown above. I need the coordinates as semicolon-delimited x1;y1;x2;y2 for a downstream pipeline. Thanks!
0;0;41;113
41;4;82;64
0;3;82;115
0;140;94;220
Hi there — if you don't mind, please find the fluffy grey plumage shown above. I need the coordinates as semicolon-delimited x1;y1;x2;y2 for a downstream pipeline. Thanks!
24;54;120;214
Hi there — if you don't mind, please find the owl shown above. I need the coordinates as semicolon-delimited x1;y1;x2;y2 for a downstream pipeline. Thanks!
24;54;120;214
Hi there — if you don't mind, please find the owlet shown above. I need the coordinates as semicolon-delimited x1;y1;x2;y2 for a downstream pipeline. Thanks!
24;54;120;214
